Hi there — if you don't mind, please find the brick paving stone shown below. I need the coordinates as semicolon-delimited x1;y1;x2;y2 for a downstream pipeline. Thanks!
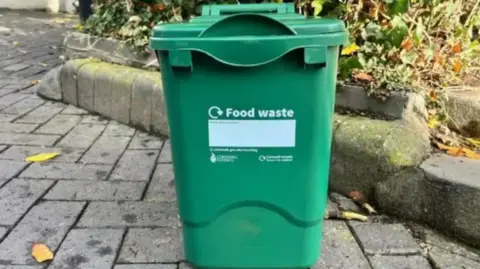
114;265;177;269
0;93;29;110
13;66;46;79
0;179;54;226
20;163;112;180
103;121;136;137
350;223;421;256
0;201;86;265
0;58;22;69
0;265;43;269
429;246;480;269
118;228;183;263
0;133;60;146
0;122;38;133
110;150;159;181
1;96;45;115
80;115;109;125
313;221;371;269
0;160;28;187
2;63;30;72
35;114;81;135
368;255;431;269
0;88;19;97
145;164;176;203
49;229;124;269
0;146;84;163
56;124;106;148
15;102;65;124
18;85;38;94
80;135;130;164
129;132;164;150
412;225;480;262
0;114;17;122
61;105;88;115
45;181;146;201
77;202;179;228
0;227;7;239
158;140;172;163
178;263;192;269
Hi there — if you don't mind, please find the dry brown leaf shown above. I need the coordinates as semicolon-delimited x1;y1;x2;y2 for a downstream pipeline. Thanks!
401;38;413;51
437;142;480;159
435;55;446;67
348;191;366;203
353;72;374;82
428;89;438;102
32;243;54;263
452;43;462;53
348;191;376;214
448;147;464;156
453;60;463;73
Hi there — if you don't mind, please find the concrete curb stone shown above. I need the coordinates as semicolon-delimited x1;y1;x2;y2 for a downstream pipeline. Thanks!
375;154;480;247
61;58;97;106
37;65;63;101
330;114;431;196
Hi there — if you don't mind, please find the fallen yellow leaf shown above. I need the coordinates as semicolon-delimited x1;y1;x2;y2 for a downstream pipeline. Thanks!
428;117;441;129
341;43;360;55
463;148;480;160
467;138;480;147
25;152;60;163
32;243;54;263
342;212;368;222
31;80;41;85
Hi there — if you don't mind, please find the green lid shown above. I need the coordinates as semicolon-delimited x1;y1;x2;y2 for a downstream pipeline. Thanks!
151;4;346;38
150;3;347;67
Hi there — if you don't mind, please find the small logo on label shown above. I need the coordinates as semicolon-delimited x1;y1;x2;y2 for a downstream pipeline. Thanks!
210;152;217;163
208;106;223;119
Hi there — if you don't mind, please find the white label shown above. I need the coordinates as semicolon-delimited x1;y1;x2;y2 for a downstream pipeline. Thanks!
208;119;296;147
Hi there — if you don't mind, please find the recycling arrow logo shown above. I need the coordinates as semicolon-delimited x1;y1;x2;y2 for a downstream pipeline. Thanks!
208;106;223;119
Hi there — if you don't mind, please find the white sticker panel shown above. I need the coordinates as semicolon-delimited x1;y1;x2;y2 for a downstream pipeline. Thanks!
208;119;296;148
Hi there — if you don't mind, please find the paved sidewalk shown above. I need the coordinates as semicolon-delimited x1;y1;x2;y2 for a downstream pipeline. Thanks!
1;10;480;269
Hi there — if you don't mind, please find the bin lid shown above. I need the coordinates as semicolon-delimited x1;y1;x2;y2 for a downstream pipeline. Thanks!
151;4;346;38
150;3;347;67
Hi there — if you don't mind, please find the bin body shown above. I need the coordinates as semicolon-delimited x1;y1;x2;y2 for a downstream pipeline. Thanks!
150;4;347;269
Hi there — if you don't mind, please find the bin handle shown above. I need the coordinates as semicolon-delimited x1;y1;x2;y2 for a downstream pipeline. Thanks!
165;36;329;68
201;3;295;16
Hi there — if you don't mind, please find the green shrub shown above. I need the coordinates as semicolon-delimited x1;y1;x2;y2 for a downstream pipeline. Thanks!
81;0;480;95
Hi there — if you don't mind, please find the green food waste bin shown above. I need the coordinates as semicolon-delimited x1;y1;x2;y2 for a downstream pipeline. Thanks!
150;3;348;268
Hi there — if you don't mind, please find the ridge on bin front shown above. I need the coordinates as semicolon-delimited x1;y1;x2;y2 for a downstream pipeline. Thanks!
150;3;348;269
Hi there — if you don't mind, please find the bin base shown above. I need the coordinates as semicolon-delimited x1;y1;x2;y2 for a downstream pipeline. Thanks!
181;205;323;269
